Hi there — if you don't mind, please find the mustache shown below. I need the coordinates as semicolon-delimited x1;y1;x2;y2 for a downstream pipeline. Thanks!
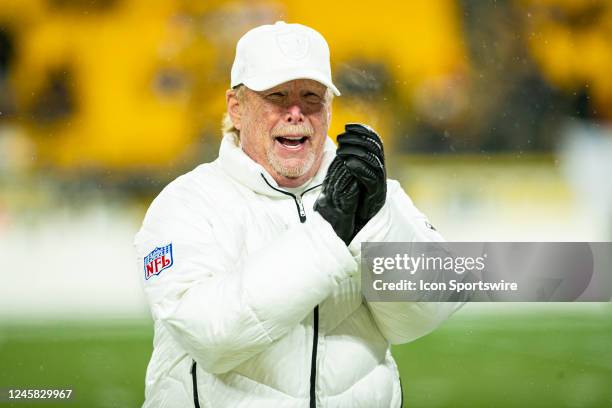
271;123;314;137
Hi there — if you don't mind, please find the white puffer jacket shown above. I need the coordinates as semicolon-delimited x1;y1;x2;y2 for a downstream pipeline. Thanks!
134;133;460;408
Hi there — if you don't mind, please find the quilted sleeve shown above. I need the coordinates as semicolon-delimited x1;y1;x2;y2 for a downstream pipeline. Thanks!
348;180;464;344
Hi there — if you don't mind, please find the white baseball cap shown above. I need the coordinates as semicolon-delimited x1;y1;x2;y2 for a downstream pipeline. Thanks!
230;21;340;96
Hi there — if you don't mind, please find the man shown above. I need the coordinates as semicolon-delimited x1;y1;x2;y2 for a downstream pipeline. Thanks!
135;21;460;408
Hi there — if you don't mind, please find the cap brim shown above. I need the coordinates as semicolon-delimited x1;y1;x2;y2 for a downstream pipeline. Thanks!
242;68;341;96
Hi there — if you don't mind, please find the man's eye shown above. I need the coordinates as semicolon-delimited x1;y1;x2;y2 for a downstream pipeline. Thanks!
304;93;322;103
267;92;285;99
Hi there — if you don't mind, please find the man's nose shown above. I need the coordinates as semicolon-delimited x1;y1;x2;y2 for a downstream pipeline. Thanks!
284;104;304;123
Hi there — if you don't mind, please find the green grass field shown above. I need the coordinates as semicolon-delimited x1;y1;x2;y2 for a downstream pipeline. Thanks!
1;309;611;407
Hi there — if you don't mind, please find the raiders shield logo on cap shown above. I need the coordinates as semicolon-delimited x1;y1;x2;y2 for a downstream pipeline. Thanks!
276;31;310;59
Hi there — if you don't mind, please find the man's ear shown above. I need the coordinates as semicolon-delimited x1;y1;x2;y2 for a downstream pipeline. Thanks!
226;89;242;130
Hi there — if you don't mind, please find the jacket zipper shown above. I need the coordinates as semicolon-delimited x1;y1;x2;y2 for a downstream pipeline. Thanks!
191;360;201;408
260;174;322;407
309;305;319;408
259;174;321;224
295;195;307;222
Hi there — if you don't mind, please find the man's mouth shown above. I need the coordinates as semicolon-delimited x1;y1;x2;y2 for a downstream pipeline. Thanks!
275;136;309;150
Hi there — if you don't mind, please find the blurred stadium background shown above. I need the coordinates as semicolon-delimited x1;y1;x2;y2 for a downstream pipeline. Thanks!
1;0;611;407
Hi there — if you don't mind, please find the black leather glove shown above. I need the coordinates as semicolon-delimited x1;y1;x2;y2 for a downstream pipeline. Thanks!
336;124;387;232
314;156;360;245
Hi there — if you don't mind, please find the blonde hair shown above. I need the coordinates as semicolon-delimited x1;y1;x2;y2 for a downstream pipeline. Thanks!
222;85;246;141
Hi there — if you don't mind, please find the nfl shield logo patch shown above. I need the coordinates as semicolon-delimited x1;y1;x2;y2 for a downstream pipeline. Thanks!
144;243;174;280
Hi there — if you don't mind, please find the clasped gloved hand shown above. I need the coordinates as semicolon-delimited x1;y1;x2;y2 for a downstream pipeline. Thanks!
337;123;387;234
315;123;387;245
314;157;360;245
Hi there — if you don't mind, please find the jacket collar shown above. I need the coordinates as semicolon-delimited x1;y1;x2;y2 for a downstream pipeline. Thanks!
217;132;336;197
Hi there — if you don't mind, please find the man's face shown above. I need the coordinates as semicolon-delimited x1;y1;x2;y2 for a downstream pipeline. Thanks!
227;79;331;188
